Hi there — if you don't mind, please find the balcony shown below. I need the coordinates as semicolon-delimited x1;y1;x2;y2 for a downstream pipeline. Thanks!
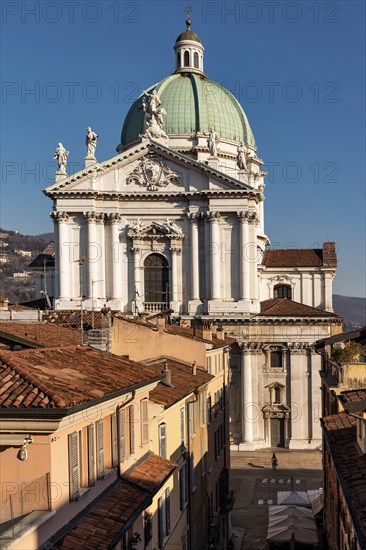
144;302;169;313
0;474;54;545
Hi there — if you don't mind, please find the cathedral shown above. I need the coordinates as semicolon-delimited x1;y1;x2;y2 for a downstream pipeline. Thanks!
43;17;341;451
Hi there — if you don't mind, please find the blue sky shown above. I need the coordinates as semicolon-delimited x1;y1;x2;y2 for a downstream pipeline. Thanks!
1;0;365;297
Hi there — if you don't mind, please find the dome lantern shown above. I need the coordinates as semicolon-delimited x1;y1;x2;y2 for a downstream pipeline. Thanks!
174;17;205;76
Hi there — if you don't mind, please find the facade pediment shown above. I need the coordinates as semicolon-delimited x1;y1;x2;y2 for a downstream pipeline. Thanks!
127;219;184;240
43;140;256;199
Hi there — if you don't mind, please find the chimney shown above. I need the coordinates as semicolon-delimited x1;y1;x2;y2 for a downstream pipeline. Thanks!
202;320;212;341
157;316;166;332
192;360;197;376
162;360;172;387
0;298;9;311
216;324;225;340
322;242;337;268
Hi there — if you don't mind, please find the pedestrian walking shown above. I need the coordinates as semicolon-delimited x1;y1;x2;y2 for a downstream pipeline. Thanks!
271;453;278;469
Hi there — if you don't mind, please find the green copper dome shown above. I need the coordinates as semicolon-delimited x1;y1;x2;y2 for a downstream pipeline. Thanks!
120;73;256;148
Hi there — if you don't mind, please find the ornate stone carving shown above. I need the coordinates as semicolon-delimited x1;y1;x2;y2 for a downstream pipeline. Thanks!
50;211;69;222
127;219;184;240
206;127;219;156
84;211;104;223
170;246;182;255
237;210;249;221
107;212;122;223
187;212;200;222
140;89;168;142
206;211;221;222
236;142;248;171
126;157;180;191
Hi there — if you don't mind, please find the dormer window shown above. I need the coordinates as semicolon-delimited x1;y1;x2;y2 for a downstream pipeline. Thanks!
274;284;292;299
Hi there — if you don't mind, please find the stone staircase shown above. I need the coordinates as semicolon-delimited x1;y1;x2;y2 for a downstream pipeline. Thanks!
231;449;322;469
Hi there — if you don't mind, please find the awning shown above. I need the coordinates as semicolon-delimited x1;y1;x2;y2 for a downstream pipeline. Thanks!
267;505;318;545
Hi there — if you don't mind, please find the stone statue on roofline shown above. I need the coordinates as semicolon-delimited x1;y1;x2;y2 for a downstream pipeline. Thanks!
54;143;69;175
140;89;168;143
236;142;248;171
206;127;219;156
85;127;98;158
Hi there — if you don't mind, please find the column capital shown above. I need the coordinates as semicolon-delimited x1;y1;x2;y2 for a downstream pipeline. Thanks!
84;211;97;221
237;210;249;221
50;211;69;222
170;246;182;255
241;342;263;353
205;210;221;222
187;212;200;222
288;342;310;354
95;212;105;224
107;212;122;223
131;246;140;254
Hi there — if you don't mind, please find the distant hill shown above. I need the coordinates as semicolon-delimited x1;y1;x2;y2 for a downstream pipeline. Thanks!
333;294;366;331
34;232;54;242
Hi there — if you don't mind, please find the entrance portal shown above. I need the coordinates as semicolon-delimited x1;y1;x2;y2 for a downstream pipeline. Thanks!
271;417;285;447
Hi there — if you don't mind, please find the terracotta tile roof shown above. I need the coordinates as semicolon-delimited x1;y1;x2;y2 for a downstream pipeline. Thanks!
0;321;80;348
264;248;323;267
0;346;162;409
43;310;106;331
260;298;340;318
52;478;150;550
144;357;214;407
322;412;366;544
340;389;366;405
123;452;178;493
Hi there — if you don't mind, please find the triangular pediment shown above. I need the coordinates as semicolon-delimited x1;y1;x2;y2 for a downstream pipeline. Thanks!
43;139;255;198
127;219;184;240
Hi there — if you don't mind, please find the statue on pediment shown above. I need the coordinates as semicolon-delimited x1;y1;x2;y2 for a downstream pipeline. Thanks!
206;127;219;157
86;127;98;158
236;142;248;171
141;89;168;142
54;143;69;175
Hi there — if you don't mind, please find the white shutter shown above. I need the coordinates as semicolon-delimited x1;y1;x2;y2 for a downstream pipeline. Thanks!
96;419;104;478
141;399;149;445
87;424;96;486
159;423;167;458
68;432;79;501
180;407;185;443
111;413;118;468
129;405;135;454
119;408;126;461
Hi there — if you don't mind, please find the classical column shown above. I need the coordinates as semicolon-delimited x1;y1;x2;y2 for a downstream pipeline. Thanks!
289;345;309;448
108;213;122;300
84;212;98;300
170;246;182;309
52;211;71;299
188;213;200;300
237;211;250;301
207;211;221;300
95;213;106;300
248;212;259;301
241;344;253;444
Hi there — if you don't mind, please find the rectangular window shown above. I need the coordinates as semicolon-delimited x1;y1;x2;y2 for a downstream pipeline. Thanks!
199;392;205;426
96;419;104;479
271;350;282;369
119;407;126;461
190;453;196;492
188;401;196;438
165;487;171;536
68;431;80;501
180;406;185;444
159;423;167;458
141;398;149;445
111;413;118;467
207;395;212;425
179;462;188;510
87;424;96;486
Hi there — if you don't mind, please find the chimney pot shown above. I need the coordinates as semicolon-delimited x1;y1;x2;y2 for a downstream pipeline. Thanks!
192;360;197;376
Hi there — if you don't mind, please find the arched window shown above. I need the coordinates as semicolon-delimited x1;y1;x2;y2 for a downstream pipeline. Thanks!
177;52;181;68
144;254;169;305
184;51;190;67
193;52;199;68
274;284;292;299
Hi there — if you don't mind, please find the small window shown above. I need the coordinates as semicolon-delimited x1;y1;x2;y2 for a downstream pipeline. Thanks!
180;407;185;444
274;386;281;404
271;350;283;369
177;52;181;68
159;422;167;458
274;285;292;299
141;398;149;445
188;401;196;438
184;50;190;67
194;51;199;68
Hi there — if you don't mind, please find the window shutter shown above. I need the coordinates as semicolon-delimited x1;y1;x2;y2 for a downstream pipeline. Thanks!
180;407;185;443
165;487;171;535
158;497;164;548
129;405;135;454
180;463;187;510
68;432;79;501
111;413;118;467
159;423;166;458
96;419;104;479
207;395;212;425
199;393;204;426
141;399;149;445
191;453;195;491
87;424;96;486
119;408;126;461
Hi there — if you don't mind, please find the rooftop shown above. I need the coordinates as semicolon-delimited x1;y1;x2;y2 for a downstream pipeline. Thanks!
260;298;340;318
322;412;366;545
145;357;214;408
123;451;178;493
263;243;337;268
0;346;162;409
0;321;80;348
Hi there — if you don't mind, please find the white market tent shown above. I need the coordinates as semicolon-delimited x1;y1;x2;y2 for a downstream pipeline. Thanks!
277;491;311;507
267;505;318;546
